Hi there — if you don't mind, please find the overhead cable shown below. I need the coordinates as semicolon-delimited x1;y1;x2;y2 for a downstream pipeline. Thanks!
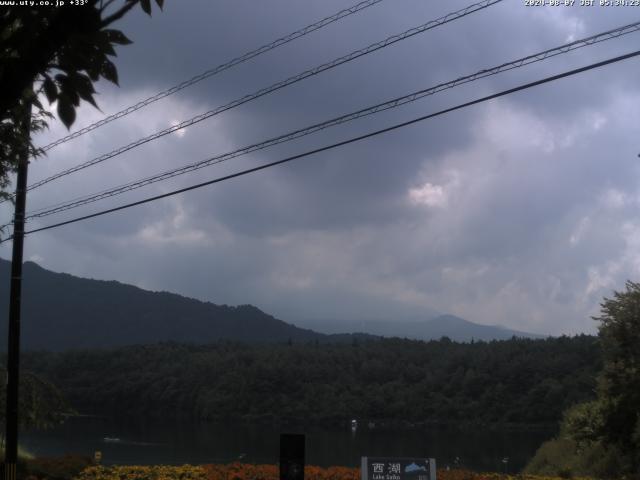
3;49;636;243
39;0;388;152
25;0;503;194
23;20;640;221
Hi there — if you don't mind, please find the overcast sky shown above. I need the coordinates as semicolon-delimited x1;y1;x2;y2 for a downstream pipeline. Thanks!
2;0;640;335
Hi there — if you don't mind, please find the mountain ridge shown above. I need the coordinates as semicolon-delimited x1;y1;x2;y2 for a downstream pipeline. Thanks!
0;259;331;350
294;313;545;342
0;259;543;349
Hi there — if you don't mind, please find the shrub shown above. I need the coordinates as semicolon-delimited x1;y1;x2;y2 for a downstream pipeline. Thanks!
27;454;92;480
524;437;628;479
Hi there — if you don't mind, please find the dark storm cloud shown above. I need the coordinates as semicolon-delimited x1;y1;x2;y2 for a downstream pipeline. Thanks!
4;0;640;335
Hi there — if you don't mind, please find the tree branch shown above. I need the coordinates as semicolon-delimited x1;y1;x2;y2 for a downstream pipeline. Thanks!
100;0;119;13
100;0;138;28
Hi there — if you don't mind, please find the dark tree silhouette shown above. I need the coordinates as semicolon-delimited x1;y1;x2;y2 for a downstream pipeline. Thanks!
0;0;164;199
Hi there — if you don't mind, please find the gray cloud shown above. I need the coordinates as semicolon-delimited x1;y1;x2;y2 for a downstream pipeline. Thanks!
3;0;640;336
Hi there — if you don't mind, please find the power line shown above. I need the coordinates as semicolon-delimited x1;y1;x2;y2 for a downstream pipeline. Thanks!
3;49;637;243
22;20;640;221
39;0;387;152
24;0;503;194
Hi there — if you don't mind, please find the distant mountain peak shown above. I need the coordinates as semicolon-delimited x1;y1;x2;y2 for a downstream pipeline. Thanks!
293;313;544;342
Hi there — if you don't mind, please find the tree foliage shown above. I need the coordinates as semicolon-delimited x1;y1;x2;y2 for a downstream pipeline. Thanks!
0;0;163;200
0;369;71;430
0;0;163;434
593;281;640;471
559;400;605;450
528;282;640;477
22;336;600;428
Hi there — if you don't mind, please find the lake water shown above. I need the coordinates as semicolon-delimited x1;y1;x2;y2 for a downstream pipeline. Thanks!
21;417;554;473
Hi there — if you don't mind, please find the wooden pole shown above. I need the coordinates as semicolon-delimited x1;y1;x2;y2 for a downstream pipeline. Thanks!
3;102;31;480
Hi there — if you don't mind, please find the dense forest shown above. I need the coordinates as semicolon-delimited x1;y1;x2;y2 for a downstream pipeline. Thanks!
22;335;600;428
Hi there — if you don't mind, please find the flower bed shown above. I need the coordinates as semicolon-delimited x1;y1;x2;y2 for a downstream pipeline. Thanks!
74;465;207;480
68;464;594;480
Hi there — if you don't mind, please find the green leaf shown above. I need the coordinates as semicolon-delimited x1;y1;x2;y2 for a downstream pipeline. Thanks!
103;29;132;45
140;0;152;15
100;59;119;85
101;40;116;57
43;77;57;104
57;95;76;129
71;72;96;94
70;90;80;107
85;55;102;81
59;76;80;107
72;73;98;108
32;96;43;111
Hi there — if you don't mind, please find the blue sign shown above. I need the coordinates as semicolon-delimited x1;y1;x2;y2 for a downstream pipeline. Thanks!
361;457;436;480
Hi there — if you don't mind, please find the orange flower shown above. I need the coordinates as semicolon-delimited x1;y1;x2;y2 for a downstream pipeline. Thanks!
72;463;597;480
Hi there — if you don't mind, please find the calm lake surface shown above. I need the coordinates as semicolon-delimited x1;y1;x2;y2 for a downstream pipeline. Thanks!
22;417;554;473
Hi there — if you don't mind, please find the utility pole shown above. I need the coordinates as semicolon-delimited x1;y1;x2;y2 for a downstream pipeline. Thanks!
3;102;31;480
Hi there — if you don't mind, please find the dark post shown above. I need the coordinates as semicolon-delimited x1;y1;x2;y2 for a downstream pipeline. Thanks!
3;103;31;480
279;434;305;480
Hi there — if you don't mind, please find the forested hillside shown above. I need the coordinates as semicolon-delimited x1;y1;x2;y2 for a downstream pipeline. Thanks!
0;260;329;349
22;336;600;427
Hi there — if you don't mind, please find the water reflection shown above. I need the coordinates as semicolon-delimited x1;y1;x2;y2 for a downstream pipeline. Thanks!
21;417;554;473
